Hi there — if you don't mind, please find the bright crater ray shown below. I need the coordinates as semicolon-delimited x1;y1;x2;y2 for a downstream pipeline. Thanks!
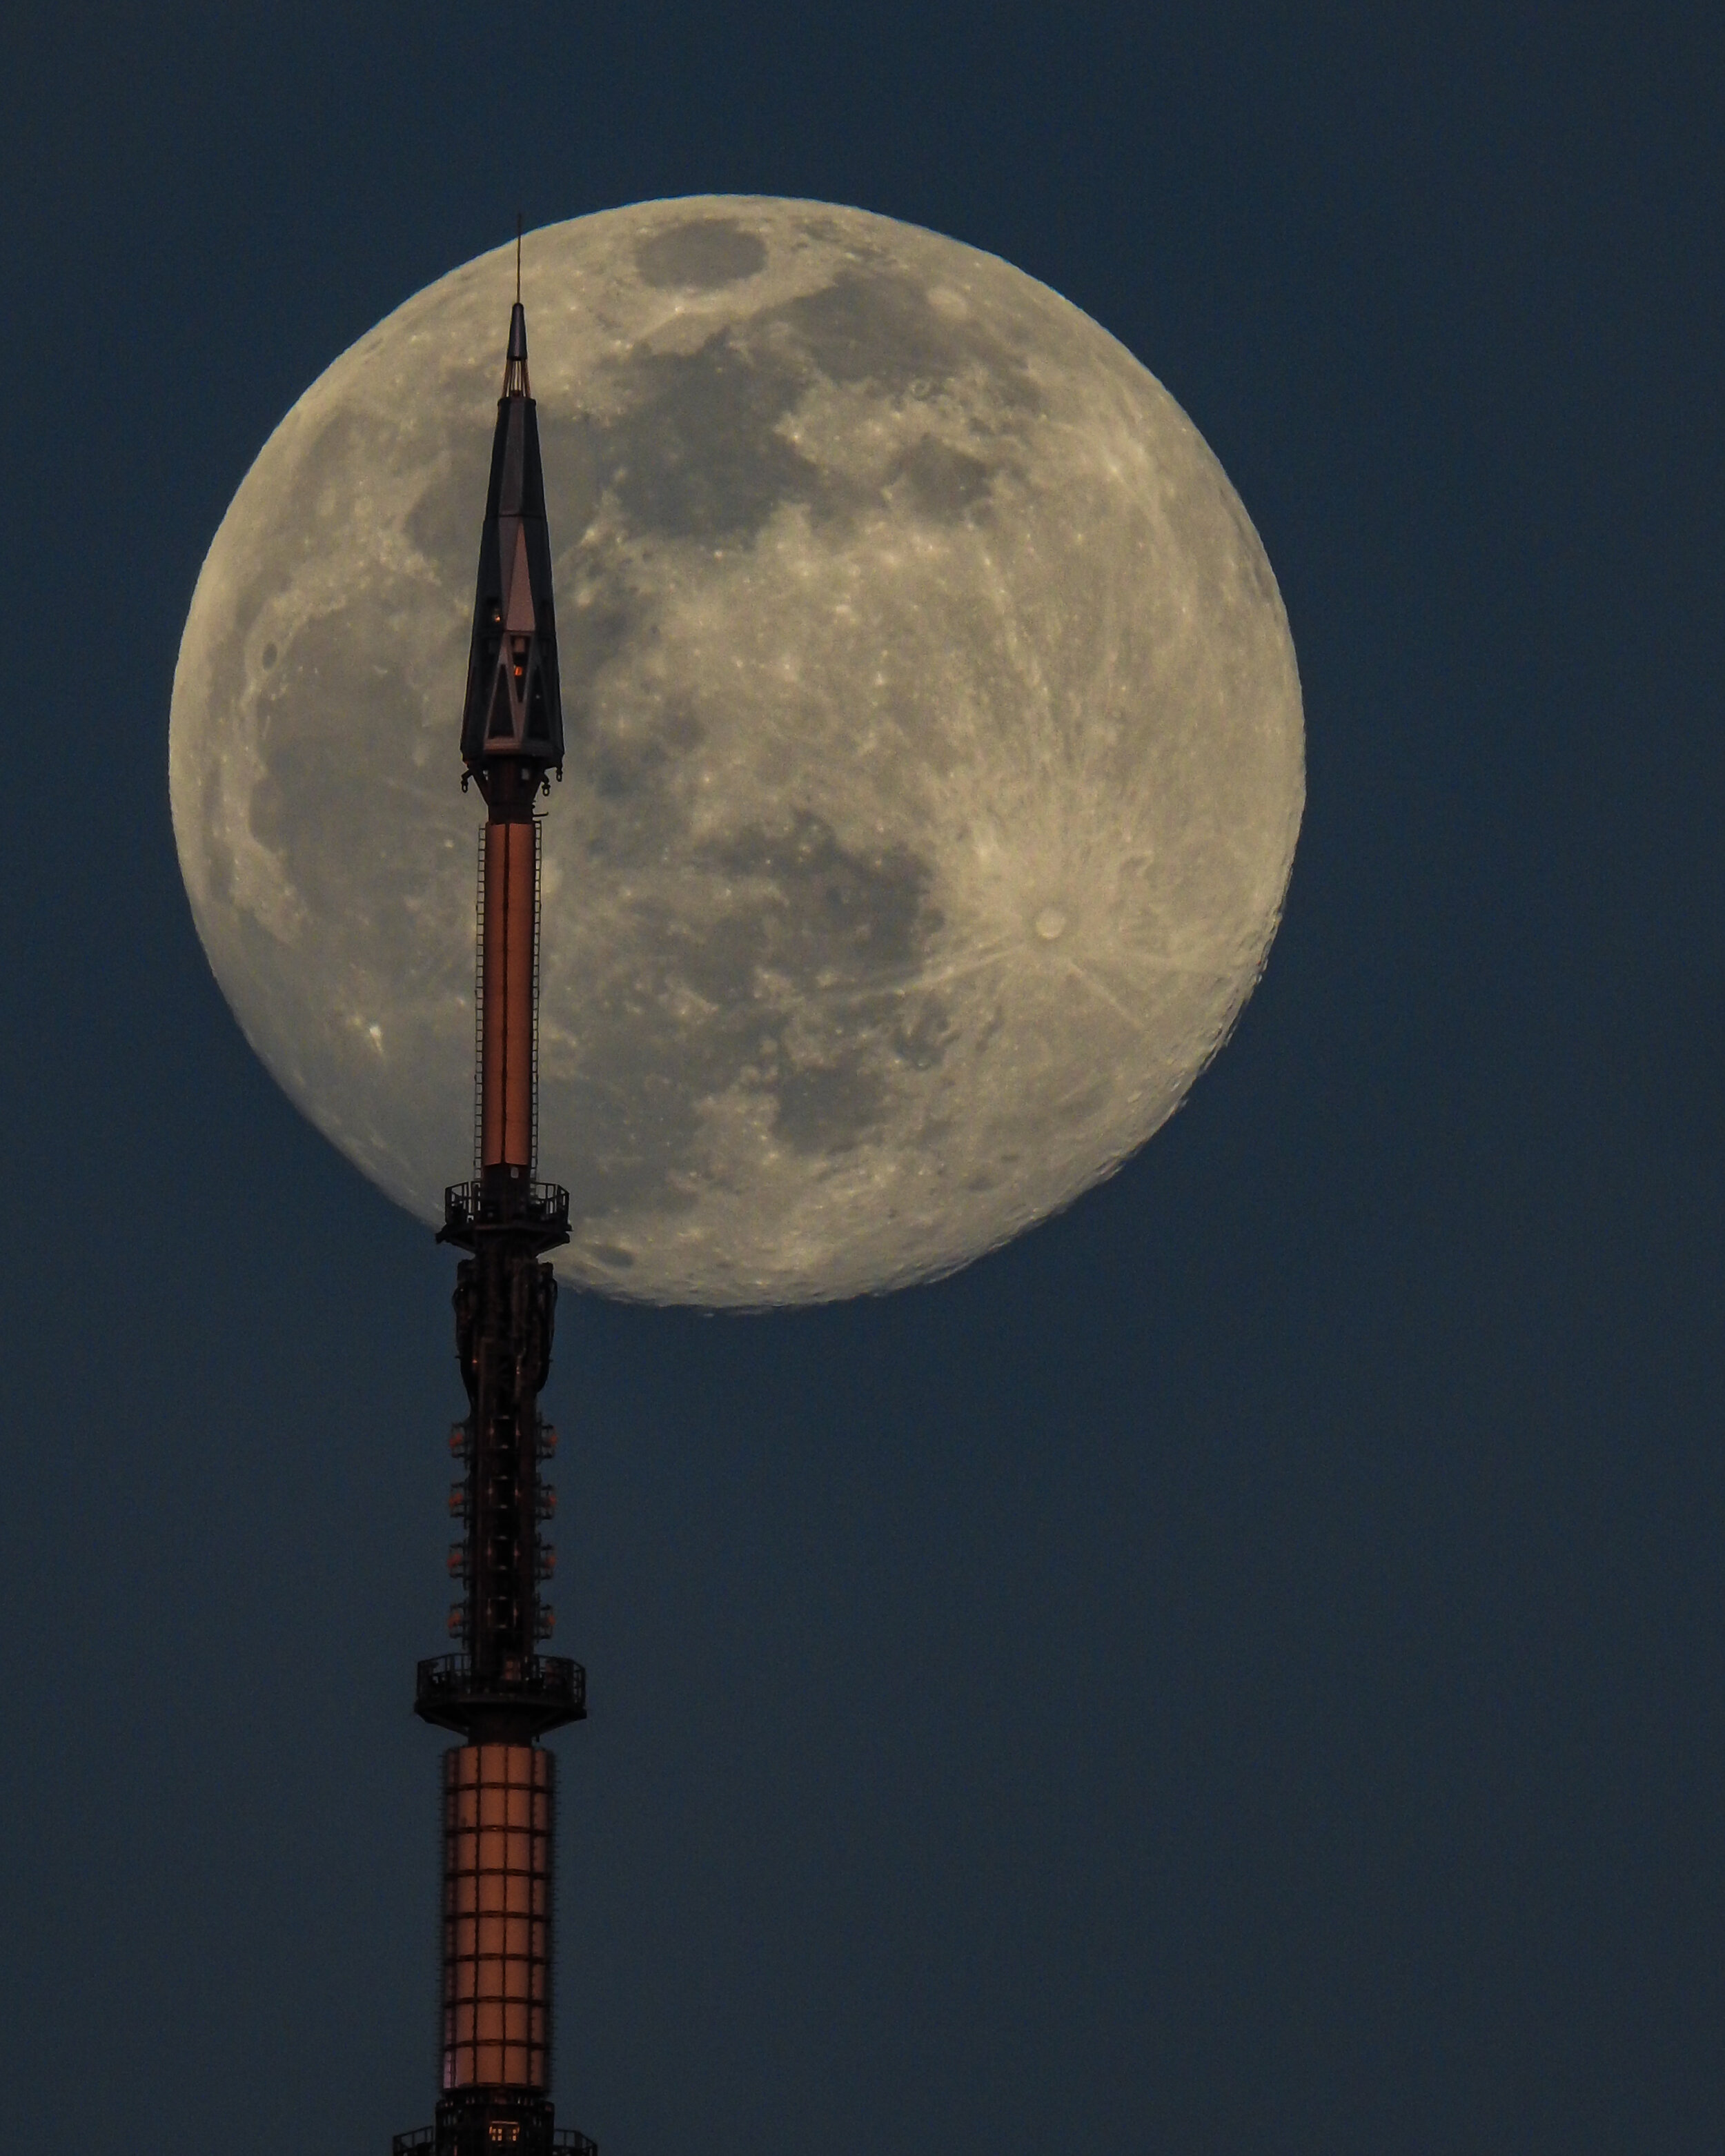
170;197;1304;1305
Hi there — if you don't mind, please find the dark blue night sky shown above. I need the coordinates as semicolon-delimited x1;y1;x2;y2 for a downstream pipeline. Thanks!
1;9;1720;2153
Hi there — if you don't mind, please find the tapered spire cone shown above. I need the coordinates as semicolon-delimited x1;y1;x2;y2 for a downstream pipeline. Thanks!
459;295;564;784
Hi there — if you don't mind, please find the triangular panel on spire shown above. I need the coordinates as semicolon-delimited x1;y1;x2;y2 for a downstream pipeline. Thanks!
486;669;515;743
504;524;537;634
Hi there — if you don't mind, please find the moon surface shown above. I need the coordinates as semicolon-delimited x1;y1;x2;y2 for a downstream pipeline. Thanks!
170;197;1303;1306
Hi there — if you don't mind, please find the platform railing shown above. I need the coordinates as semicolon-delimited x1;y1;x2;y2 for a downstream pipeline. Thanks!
416;1651;585;1714
391;2126;594;2156
441;1178;570;1237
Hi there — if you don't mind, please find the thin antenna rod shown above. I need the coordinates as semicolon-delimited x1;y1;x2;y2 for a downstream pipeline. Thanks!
515;211;522;303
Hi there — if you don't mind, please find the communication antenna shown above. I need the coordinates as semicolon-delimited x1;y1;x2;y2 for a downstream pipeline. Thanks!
392;250;589;2156
515;210;523;302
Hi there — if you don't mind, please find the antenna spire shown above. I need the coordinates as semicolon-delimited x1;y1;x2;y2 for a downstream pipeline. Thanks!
392;199;587;2156
515;210;522;304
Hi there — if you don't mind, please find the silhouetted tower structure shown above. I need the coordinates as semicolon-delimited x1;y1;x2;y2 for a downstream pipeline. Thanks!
394;255;593;2156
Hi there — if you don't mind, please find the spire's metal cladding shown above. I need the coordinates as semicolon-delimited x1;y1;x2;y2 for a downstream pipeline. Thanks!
394;264;591;2156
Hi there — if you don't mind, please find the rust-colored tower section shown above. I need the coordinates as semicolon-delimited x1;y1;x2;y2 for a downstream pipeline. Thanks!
394;264;592;2156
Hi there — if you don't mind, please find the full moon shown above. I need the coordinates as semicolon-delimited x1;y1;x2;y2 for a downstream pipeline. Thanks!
170;198;1303;1305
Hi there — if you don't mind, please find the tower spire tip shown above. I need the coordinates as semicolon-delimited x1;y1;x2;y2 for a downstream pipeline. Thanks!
503;215;529;397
